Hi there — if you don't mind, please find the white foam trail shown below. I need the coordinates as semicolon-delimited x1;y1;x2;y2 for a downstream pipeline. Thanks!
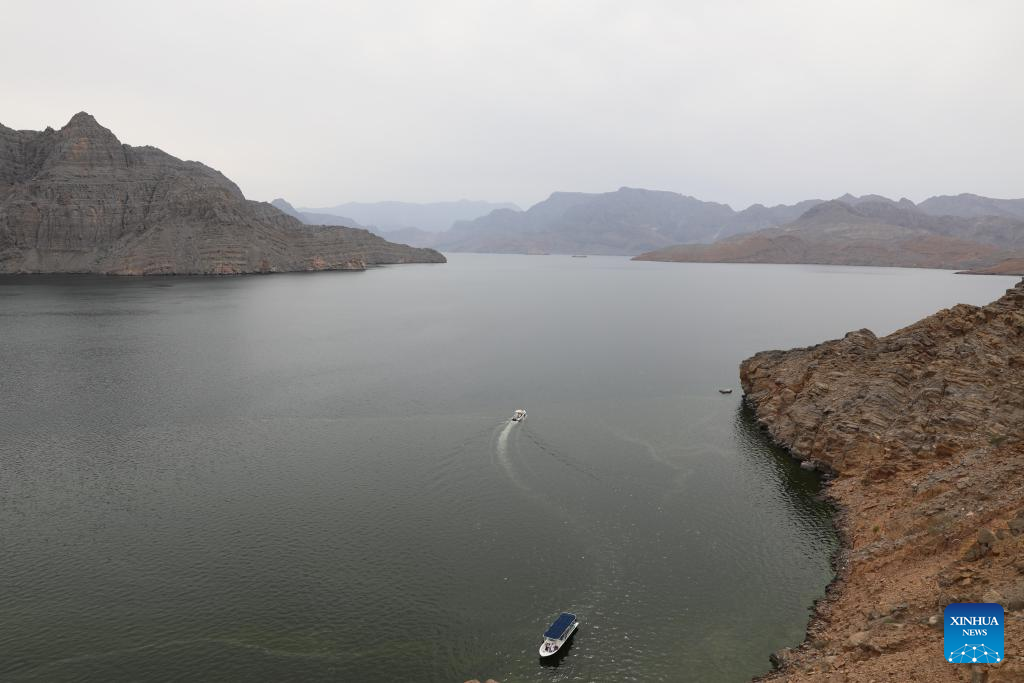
497;420;513;457
495;420;528;491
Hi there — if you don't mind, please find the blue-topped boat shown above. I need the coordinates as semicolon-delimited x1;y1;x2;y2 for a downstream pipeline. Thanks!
538;611;579;657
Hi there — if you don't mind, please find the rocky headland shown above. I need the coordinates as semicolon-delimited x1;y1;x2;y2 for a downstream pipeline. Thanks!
960;259;1024;277
0;113;445;274
741;279;1024;681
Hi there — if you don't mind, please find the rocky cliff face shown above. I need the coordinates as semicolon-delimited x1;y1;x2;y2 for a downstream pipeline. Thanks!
0;113;445;274
741;280;1024;681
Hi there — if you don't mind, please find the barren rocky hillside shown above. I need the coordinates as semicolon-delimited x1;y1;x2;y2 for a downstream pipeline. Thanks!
741;279;1024;682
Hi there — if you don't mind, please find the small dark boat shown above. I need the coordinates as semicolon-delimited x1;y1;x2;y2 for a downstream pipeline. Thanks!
719;389;733;394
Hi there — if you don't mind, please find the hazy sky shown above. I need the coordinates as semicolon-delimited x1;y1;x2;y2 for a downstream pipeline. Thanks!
4;1;1023;209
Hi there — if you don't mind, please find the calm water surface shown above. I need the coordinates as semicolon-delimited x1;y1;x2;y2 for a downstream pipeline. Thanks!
0;256;1015;681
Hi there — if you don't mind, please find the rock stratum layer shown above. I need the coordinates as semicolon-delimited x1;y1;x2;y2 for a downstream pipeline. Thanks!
742;279;1024;682
0;113;445;274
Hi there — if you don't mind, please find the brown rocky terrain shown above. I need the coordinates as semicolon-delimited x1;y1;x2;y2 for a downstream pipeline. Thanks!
0;113;445;274
635;199;1024;272
635;232;1004;270
741;279;1024;682
960;259;1024;276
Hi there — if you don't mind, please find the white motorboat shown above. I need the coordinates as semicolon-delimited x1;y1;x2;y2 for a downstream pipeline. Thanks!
511;409;527;422
538;612;578;657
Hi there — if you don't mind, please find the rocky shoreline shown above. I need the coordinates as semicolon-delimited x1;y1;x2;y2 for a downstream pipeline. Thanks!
959;259;1024;276
742;279;1024;682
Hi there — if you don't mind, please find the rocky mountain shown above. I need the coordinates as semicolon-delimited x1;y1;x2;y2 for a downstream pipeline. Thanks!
435;187;819;255
0;113;444;274
299;199;518;233
742;279;1024;682
635;196;1024;272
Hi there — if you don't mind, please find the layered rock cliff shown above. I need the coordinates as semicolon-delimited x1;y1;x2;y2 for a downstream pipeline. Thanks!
742;279;1024;681
0;113;445;274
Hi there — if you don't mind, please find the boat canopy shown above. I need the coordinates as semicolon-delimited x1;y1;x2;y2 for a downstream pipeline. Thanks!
543;612;577;639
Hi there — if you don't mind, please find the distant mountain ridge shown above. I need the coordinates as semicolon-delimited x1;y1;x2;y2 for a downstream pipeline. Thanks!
635;195;1024;273
917;193;1024;220
277;187;1024;263
275;198;441;248
271;198;363;228
435;187;822;255
404;186;1023;271
0;113;444;274
300;199;520;233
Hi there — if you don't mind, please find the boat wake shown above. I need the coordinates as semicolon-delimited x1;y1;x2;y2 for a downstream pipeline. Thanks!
494;419;528;492
520;430;602;483
490;416;633;640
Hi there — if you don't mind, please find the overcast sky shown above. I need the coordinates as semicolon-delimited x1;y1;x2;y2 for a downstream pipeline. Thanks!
4;1;1023;209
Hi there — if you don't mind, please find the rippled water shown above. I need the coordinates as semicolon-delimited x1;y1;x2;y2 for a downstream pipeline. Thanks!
0;257;1014;681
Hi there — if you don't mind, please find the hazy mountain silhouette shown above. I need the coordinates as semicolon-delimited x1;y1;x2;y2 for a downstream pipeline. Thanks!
435;187;820;255
299;199;519;233
917;193;1024;220
277;186;1024;269
275;198;442;248
271;198;363;228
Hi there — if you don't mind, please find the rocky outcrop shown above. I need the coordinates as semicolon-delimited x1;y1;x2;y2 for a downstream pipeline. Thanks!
742;279;1024;681
0;113;445;274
